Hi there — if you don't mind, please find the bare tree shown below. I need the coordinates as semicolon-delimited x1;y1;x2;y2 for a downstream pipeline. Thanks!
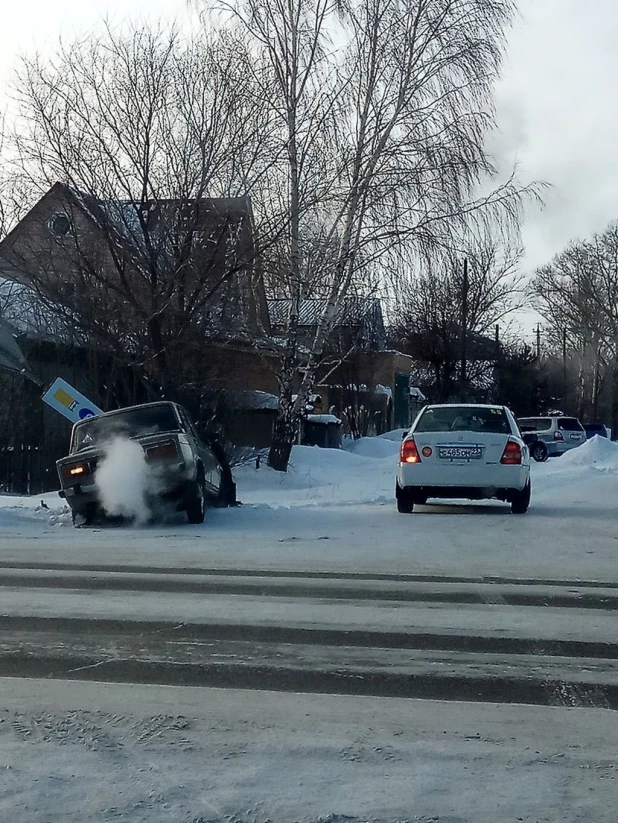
533;223;618;426
392;232;523;401
214;0;538;470
5;24;275;410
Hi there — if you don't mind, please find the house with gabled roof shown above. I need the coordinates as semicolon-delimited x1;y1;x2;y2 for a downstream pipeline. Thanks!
0;183;282;489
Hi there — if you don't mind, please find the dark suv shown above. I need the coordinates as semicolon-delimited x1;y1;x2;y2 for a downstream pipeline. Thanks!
583;423;610;440
57;401;221;525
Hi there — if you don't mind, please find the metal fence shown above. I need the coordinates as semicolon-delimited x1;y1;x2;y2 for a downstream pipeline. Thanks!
0;444;64;496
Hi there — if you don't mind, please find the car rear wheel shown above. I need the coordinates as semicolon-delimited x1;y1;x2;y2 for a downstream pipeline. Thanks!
72;502;97;527
396;485;415;513
510;481;531;514
186;475;206;524
530;441;548;462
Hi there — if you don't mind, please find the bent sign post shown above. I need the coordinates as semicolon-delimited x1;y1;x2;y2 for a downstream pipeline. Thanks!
41;377;104;424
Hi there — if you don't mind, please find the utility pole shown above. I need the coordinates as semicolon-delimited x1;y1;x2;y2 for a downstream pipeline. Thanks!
460;257;468;390
535;323;541;360
562;328;568;402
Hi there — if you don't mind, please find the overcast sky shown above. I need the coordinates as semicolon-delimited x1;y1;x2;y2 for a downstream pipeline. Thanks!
1;0;617;286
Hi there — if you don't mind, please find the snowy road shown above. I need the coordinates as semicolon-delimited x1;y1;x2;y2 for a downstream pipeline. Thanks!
1;436;618;820
3;678;618;823
2;435;618;581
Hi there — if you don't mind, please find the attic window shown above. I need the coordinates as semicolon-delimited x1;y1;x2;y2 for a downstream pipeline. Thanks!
49;212;71;237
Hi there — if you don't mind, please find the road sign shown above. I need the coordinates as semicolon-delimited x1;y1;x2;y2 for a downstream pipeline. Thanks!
42;377;104;424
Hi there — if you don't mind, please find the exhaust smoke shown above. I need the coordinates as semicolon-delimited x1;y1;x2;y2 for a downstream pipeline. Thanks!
95;437;151;524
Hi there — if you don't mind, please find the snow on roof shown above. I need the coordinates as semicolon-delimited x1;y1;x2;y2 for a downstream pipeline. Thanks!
306;413;341;424
375;384;393;397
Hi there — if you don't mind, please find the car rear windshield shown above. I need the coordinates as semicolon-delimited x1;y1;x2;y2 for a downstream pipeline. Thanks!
518;418;552;432
558;417;584;431
73;405;179;450
415;406;510;434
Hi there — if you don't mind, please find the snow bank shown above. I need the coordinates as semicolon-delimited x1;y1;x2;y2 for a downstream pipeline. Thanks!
235;442;398;507
557;435;618;472
378;428;408;442
0;492;70;528
343;436;400;459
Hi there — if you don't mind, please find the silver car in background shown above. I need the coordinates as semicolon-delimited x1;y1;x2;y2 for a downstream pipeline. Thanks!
517;415;586;457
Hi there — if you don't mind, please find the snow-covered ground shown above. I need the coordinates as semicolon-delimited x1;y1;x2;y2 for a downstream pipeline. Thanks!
2;435;618;823
3;677;618;823
1;434;618;580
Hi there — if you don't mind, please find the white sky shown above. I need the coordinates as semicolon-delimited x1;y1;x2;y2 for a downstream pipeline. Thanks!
1;0;618;330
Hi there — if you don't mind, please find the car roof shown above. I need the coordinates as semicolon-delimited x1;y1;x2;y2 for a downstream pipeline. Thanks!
519;414;577;420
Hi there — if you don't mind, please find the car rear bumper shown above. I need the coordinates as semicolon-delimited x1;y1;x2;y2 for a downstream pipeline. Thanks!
548;440;584;456
397;484;527;502
59;476;196;514
397;463;529;493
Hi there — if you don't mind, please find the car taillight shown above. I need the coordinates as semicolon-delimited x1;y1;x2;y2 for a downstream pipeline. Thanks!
65;463;88;479
145;441;177;460
554;431;564;441
400;438;421;464
501;440;522;465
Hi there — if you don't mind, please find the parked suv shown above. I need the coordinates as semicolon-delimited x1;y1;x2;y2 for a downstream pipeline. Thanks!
57;401;221;525
517;415;586;456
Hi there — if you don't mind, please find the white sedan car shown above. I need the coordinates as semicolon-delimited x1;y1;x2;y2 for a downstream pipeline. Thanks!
396;404;531;514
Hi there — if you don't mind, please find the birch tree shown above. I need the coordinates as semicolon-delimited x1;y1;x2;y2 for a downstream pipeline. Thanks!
218;0;537;470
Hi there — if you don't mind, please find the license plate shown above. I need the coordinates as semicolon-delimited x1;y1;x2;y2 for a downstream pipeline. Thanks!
570;434;581;440
438;446;483;460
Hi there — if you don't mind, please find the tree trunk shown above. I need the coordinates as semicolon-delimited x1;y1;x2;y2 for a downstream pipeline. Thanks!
268;405;299;472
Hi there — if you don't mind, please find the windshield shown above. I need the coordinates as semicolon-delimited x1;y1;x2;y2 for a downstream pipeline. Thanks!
415;406;510;434
72;405;179;450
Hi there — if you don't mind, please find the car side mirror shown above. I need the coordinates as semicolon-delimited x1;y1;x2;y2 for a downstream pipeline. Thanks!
401;430;408;440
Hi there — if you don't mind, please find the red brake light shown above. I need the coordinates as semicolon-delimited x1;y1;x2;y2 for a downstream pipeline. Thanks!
554;431;564;441
400;438;421;464
501;440;522;465
145;441;177;460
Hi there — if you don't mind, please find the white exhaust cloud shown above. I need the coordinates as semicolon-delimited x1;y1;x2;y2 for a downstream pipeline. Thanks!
95;437;151;524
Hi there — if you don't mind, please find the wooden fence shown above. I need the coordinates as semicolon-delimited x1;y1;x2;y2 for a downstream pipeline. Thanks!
0;444;65;496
